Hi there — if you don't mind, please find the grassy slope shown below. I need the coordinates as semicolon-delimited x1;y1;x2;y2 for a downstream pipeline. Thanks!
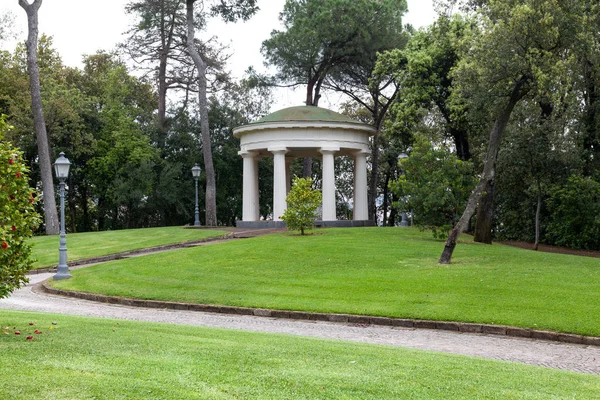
1;310;598;399
52;228;600;336
29;226;228;268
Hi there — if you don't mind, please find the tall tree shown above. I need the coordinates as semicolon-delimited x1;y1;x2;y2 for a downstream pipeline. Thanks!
380;15;475;162
18;0;59;235
322;0;408;222
185;0;258;226
263;0;408;185
123;0;190;139
439;0;578;263
576;0;600;179
186;0;216;226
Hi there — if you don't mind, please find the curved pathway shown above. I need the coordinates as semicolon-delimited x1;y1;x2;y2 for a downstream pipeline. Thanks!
2;273;599;375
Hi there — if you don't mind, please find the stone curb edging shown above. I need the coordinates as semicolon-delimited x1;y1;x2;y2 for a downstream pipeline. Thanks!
39;282;600;347
27;233;236;275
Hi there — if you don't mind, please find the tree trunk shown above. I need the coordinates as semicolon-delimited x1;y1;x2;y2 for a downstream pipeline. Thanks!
186;0;217;226
19;0;59;235
302;73;321;178
368;129;381;223
68;178;77;233
81;182;90;232
98;196;106;230
439;78;527;264
450;127;471;161
473;179;495;243
302;158;312;178
534;177;542;251
157;53;168;138
382;172;390;226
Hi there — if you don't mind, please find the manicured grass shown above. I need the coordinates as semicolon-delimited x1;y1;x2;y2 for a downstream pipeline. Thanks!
29;226;228;268
1;310;598;399
52;228;600;336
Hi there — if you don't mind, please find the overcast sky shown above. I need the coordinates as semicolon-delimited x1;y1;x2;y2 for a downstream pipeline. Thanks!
1;0;437;109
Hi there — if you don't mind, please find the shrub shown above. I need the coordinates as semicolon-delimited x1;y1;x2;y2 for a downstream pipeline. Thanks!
390;135;476;239
0;115;40;298
281;177;322;235
546;176;600;250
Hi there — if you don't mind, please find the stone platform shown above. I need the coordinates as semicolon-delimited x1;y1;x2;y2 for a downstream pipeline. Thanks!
235;220;375;229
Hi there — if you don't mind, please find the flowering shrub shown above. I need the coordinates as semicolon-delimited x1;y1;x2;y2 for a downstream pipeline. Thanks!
281;177;322;235
0;115;40;298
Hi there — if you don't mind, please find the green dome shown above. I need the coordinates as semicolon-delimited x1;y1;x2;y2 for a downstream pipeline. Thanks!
253;106;361;125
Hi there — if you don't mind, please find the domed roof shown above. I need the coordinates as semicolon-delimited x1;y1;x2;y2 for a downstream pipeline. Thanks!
252;105;362;125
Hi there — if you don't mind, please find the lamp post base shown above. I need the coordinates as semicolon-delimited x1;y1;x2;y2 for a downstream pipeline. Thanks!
53;265;72;280
400;211;408;227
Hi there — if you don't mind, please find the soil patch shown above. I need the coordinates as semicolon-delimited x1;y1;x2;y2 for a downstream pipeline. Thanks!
499;241;600;259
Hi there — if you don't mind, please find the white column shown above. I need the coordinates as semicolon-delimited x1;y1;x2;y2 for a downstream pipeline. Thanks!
353;151;369;221
320;147;339;221
270;147;288;221
240;151;259;221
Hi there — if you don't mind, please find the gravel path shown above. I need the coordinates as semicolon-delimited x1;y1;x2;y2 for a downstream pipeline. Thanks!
2;273;599;375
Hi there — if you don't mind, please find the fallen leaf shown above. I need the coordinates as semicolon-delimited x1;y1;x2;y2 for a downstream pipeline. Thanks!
14;331;21;335
26;336;33;341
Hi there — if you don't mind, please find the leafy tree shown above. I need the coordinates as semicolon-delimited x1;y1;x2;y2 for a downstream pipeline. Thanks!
0;115;40;298
85;60;159;230
390;135;475;238
263;0;408;180
574;0;600;179
379;15;475;162
546;176;600;250
494;97;580;249
185;0;258;226
18;0;59;234
439;0;579;263
282;177;322;235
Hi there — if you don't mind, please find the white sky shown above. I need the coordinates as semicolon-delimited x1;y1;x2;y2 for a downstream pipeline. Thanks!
1;0;437;109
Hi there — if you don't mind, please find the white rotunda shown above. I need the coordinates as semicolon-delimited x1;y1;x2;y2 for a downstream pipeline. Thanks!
234;105;376;228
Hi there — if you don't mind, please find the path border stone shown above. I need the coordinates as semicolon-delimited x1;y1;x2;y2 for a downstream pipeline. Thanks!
39;282;600;347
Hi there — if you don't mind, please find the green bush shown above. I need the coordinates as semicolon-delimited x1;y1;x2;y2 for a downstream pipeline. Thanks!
546;175;600;250
0;115;40;298
281;177;322;235
390;135;476;239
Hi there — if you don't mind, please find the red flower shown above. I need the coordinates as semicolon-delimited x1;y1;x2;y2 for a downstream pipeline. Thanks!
8;159;13;165
16;172;21;178
1;242;7;249
11;226;16;231
9;195;14;201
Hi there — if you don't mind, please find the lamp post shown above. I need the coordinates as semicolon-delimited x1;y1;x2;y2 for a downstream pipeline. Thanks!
191;164;201;227
53;152;71;280
398;153;409;227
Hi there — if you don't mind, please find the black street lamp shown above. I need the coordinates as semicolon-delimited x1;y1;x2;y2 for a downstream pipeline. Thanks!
53;152;71;280
191;164;201;227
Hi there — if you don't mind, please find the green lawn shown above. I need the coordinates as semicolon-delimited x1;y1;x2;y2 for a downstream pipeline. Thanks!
51;228;600;336
30;226;228;268
1;310;598;399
